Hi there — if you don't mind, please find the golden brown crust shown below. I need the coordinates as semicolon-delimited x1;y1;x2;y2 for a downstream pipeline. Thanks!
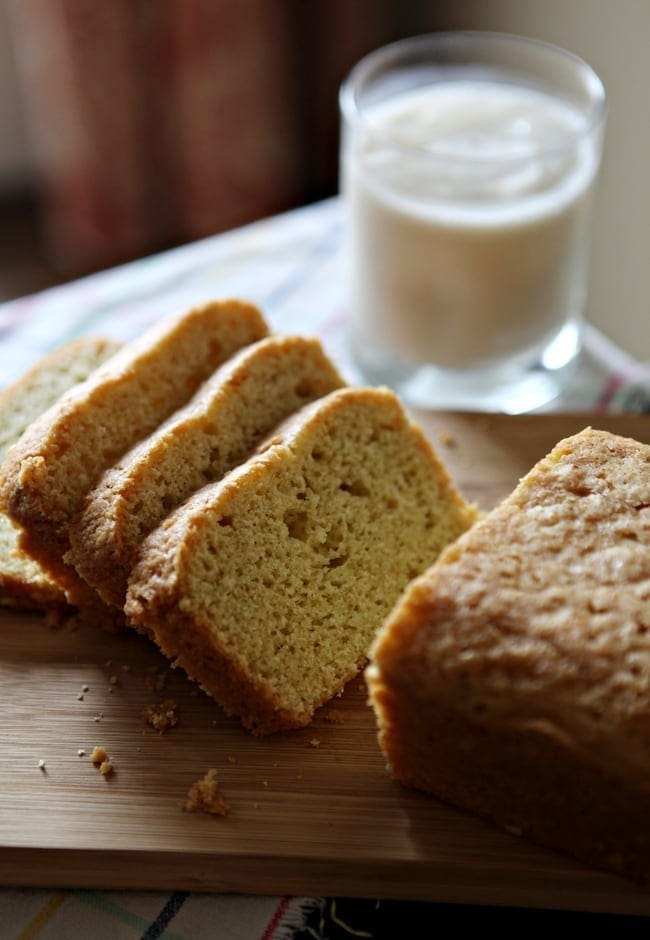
0;337;120;457
68;335;343;608
0;336;120;612
0;569;70;614
126;387;477;733
368;427;650;882
0;301;267;619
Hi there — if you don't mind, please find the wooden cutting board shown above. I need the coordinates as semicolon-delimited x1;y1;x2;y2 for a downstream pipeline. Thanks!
1;412;648;914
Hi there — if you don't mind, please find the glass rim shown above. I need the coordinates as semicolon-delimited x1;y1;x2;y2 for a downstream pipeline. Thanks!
339;31;607;163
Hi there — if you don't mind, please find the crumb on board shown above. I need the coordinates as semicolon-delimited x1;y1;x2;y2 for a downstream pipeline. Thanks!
77;749;86;757
91;746;114;776
309;738;320;748
226;755;236;764
184;769;230;817
143;699;178;734
82;684;89;692
145;667;168;693
438;428;457;447
109;675;118;686
37;759;46;771
76;691;84;701
323;708;345;724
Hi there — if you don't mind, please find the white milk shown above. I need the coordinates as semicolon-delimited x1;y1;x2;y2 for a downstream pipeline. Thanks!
344;80;600;371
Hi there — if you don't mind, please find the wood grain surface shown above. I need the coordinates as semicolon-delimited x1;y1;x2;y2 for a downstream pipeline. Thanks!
1;412;648;913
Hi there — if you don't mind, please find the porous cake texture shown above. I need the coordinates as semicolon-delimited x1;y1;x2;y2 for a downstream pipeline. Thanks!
367;428;650;883
126;387;477;734
0;337;120;610
68;336;344;608
0;300;267;621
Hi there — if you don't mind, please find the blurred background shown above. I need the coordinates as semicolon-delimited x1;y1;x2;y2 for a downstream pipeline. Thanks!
0;0;647;359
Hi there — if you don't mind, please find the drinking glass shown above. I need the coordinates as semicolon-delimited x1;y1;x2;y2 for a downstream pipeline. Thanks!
340;32;606;412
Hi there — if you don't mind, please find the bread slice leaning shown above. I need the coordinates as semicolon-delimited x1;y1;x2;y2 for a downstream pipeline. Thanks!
69;335;344;608
367;428;650;883
125;386;478;734
0;300;268;623
0;337;120;611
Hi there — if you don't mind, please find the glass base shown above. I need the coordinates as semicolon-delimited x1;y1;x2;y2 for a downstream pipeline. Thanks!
351;321;581;415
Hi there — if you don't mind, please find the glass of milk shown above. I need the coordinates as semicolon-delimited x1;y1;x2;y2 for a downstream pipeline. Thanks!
340;33;606;412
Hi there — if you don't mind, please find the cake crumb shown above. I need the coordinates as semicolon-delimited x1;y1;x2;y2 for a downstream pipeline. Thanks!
90;746;114;776
438;428;457;447
76;691;84;701
82;684;89;692
143;699;178;734
309;738;320;748
145;667;167;693
184;769;230;816
77;749;86;757
93;716;101;723
226;755;236;764
324;708;345;724
109;675;118;686
37;759;46;771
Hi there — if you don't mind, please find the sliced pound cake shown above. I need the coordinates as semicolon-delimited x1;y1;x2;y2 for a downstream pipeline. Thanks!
0;337;120;611
367;428;650;883
0;300;267;620
69;336;344;607
126;387;477;734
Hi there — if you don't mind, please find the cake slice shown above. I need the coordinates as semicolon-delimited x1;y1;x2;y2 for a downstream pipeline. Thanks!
367;428;650;883
0;337;120;611
0;300;267;620
69;335;344;608
125;387;477;733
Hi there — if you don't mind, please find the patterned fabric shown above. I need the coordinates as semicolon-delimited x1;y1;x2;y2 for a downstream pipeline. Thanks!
0;198;648;937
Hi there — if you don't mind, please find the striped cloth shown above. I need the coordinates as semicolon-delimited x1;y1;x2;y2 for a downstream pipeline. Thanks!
0;198;648;939
1;199;649;411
